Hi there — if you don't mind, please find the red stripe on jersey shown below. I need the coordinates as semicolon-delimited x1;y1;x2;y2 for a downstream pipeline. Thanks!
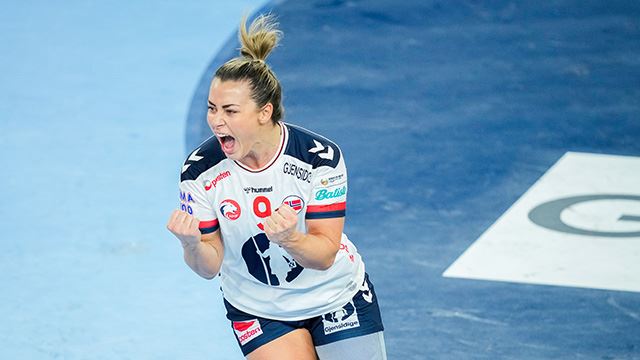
306;202;346;213
199;219;219;229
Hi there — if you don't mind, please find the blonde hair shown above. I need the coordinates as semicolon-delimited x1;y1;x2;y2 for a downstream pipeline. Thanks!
215;14;284;123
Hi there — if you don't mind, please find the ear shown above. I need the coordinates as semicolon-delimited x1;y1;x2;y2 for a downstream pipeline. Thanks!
258;103;274;125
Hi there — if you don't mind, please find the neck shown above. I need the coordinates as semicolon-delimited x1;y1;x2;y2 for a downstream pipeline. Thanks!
240;122;282;169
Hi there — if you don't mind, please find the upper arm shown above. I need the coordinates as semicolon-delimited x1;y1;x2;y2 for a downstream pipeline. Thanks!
304;144;348;247
179;178;219;235
179;176;224;266
306;217;344;250
201;229;224;258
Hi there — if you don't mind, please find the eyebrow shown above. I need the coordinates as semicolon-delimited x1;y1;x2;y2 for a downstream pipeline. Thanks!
208;100;238;108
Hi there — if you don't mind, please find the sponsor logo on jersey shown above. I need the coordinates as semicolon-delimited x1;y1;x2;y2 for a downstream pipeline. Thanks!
282;195;305;213
315;186;346;201
322;301;360;335
243;186;273;194
233;319;263;346
220;199;241;220
320;174;345;186
204;171;231;191
283;162;312;183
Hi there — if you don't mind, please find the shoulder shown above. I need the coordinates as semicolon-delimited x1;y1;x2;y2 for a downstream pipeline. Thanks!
284;123;342;169
180;135;226;182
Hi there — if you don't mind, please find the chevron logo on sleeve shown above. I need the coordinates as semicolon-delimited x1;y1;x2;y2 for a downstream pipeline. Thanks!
308;140;334;160
182;148;203;173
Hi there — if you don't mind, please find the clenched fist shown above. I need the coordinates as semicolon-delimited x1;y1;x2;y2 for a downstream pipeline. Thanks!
167;210;201;249
264;204;299;246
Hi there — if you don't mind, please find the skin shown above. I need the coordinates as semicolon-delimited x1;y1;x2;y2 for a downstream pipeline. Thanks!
166;78;346;359
206;77;280;169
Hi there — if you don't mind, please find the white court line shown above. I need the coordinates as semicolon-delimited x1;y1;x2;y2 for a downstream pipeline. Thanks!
444;152;640;293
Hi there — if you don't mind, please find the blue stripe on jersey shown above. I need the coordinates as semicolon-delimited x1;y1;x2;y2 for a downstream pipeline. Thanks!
305;210;346;219
200;224;219;234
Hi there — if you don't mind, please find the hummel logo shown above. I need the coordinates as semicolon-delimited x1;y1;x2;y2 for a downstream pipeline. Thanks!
308;140;334;160
182;148;203;173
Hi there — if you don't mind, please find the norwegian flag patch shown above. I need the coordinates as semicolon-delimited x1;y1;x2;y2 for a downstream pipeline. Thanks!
282;195;305;213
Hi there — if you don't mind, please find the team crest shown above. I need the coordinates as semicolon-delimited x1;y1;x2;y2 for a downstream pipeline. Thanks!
220;199;241;220
282;195;304;213
241;233;304;286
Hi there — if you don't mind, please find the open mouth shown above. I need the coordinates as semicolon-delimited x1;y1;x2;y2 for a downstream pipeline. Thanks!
218;134;236;153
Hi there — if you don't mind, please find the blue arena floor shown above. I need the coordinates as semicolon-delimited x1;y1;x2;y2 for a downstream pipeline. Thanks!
2;1;639;359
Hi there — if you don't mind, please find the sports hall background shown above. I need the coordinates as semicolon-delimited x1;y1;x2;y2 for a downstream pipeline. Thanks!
2;0;639;359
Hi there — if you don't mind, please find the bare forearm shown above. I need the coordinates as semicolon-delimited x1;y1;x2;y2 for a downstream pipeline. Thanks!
183;241;222;279
281;232;339;270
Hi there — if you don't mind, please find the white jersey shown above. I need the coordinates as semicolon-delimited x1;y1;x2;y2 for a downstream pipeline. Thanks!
178;122;365;321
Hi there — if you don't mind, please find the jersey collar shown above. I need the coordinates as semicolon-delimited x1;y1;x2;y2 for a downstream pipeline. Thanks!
233;122;288;173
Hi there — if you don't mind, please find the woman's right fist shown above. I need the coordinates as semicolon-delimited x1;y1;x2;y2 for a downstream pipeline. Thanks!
167;210;202;248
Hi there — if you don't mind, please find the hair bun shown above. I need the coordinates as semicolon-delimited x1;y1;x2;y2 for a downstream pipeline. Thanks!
239;14;282;61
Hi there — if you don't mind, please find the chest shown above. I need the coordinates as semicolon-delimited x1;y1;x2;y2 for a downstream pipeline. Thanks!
208;160;314;236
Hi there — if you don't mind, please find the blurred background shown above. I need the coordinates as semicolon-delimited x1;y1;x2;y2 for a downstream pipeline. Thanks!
1;0;639;359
